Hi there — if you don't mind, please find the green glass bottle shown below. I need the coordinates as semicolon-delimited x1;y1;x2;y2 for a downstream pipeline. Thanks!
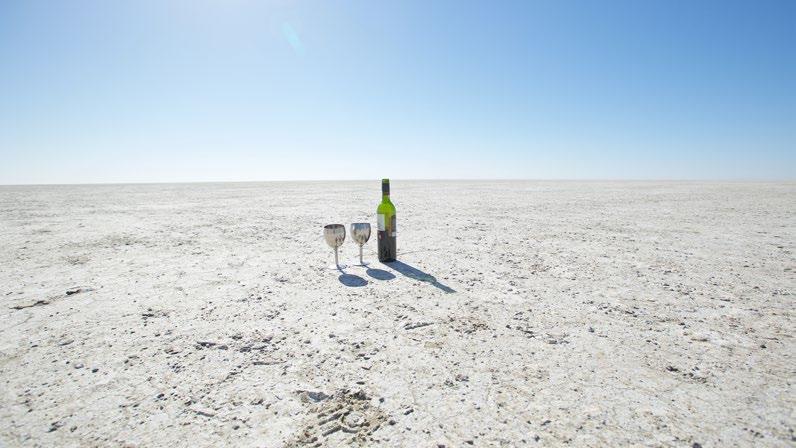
377;178;397;262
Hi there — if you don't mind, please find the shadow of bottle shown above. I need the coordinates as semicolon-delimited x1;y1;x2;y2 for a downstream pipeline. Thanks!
382;260;455;293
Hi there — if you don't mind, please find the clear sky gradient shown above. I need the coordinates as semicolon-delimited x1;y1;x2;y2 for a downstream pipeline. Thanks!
1;0;794;184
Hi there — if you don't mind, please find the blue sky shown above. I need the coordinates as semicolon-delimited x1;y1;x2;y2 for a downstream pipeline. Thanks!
1;0;794;184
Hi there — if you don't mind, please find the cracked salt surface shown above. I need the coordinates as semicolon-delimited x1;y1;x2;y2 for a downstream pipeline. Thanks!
0;181;793;446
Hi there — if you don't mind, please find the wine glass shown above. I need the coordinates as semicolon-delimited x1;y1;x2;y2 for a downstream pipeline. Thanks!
323;224;346;269
350;223;371;266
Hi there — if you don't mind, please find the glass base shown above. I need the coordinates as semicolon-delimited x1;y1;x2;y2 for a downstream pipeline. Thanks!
327;263;348;270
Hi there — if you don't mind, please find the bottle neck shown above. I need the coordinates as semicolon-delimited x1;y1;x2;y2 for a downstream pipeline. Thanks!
382;193;390;202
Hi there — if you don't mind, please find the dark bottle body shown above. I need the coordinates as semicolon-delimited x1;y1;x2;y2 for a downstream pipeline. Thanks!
377;179;396;262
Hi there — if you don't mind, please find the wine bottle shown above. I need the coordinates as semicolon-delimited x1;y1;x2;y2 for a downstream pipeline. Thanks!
377;178;397;262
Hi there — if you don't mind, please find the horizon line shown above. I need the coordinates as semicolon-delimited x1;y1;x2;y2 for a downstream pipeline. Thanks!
1;177;795;187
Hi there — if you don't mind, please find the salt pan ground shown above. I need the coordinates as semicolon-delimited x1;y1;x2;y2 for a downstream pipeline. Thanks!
1;181;793;446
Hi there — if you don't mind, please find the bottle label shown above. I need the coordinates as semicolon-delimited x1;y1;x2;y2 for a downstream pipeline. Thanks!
377;214;386;231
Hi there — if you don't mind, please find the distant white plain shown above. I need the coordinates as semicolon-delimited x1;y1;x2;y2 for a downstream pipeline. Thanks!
0;181;793;446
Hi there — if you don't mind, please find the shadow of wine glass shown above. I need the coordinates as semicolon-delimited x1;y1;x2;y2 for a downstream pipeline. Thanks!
382;260;455;293
338;273;368;287
366;268;396;281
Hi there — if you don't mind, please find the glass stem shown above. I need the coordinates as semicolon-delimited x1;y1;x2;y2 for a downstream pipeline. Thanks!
334;247;339;267
359;245;363;264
